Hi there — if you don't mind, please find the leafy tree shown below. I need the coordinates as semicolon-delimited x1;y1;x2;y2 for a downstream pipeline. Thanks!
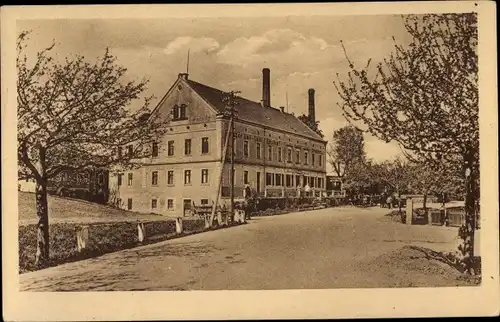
334;14;479;273
372;157;412;211
298;113;324;138
17;31;168;267
327;125;366;177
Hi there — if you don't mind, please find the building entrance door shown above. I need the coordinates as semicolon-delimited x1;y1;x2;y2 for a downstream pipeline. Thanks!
183;199;192;217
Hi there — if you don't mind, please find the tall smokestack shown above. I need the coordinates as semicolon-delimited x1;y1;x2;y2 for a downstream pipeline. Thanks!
262;68;271;108
308;88;316;125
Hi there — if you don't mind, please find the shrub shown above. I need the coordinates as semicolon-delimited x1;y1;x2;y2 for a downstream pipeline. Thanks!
182;218;205;232
145;220;176;237
19;223;78;273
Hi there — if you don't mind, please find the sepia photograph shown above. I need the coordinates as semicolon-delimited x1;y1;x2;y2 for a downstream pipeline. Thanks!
2;1;498;320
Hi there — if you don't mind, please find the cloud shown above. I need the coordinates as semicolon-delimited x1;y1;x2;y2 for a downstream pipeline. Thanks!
216;29;342;72
164;36;220;55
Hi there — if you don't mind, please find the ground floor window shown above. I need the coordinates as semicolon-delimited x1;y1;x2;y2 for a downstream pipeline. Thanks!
201;199;209;205
167;199;174;209
127;198;133;210
151;198;157;209
275;173;283;186
266;172;273;186
244;171;249;184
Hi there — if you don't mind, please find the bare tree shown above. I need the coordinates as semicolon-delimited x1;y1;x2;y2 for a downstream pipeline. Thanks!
298;113;325;138
334;14;479;273
17;31;169;267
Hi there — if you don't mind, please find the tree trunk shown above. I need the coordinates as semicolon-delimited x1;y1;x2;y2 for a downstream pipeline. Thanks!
460;148;478;275
34;147;49;268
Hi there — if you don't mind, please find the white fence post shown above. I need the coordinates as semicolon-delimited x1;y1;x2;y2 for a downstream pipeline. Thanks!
77;225;89;252
217;210;223;227
137;222;146;242
406;199;413;225
175;217;183;234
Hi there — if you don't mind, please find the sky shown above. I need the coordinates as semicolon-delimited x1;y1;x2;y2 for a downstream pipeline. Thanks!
18;15;411;173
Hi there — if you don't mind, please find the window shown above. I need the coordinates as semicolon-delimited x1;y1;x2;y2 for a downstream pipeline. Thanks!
244;171;249;184
311;177;315;188
117;173;123;186
295;149;300;164
127;173;133;186
243;140;249;157
275;174;282;186
201;169;209;184
151;199;157;209
201;199;209;205
168;140;175;156
127;145;133;157
286;174;292;187
256;143;262;159
167;199;174;209
296;175;301;187
167;171;174;185
179;104;186;119
287;147;292;163
152;142;159;157
184;170;191;184
184;139;192;155
312;153;315;165
116;198;122;207
266;172;273;186
172;104;187;120
318;178;323;189
201;137;209;154
278;148;282;162
304;151;309;165
127;198;133;210
151;171;158;186
268;146;272;161
319;155;322;166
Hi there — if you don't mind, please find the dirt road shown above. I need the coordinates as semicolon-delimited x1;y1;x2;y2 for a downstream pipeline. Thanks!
20;207;471;291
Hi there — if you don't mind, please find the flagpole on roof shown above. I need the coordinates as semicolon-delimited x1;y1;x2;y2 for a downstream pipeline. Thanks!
186;49;190;74
286;91;289;113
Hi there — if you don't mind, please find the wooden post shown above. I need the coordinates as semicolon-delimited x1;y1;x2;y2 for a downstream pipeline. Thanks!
76;225;89;252
210;118;233;227
175;217;183;234
137;222;146;243
406;198;413;225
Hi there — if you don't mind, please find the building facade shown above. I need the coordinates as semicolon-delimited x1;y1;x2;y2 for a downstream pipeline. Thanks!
110;68;327;216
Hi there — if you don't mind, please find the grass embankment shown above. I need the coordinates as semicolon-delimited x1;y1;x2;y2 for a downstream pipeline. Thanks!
18;192;211;273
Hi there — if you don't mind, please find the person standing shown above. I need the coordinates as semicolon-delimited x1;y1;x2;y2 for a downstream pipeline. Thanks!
386;195;393;209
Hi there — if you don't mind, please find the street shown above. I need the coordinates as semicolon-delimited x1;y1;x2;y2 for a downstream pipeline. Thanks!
19;207;468;291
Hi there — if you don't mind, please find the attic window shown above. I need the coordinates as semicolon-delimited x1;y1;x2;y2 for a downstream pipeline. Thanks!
172;104;187;121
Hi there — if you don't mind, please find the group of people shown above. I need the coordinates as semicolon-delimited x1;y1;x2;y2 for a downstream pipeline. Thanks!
345;194;402;208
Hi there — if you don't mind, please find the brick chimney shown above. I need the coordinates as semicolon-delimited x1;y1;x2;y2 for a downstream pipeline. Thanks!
308;88;315;125
262;68;271;108
178;73;188;80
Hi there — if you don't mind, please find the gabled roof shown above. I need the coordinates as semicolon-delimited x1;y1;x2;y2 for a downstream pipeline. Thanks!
186;79;326;143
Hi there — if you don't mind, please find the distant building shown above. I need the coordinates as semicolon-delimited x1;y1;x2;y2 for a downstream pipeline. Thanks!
110;68;327;216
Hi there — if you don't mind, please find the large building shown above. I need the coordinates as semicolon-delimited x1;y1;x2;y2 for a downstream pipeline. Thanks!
110;68;327;216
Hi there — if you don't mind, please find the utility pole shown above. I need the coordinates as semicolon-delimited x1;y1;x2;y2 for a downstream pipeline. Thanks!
222;91;240;222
